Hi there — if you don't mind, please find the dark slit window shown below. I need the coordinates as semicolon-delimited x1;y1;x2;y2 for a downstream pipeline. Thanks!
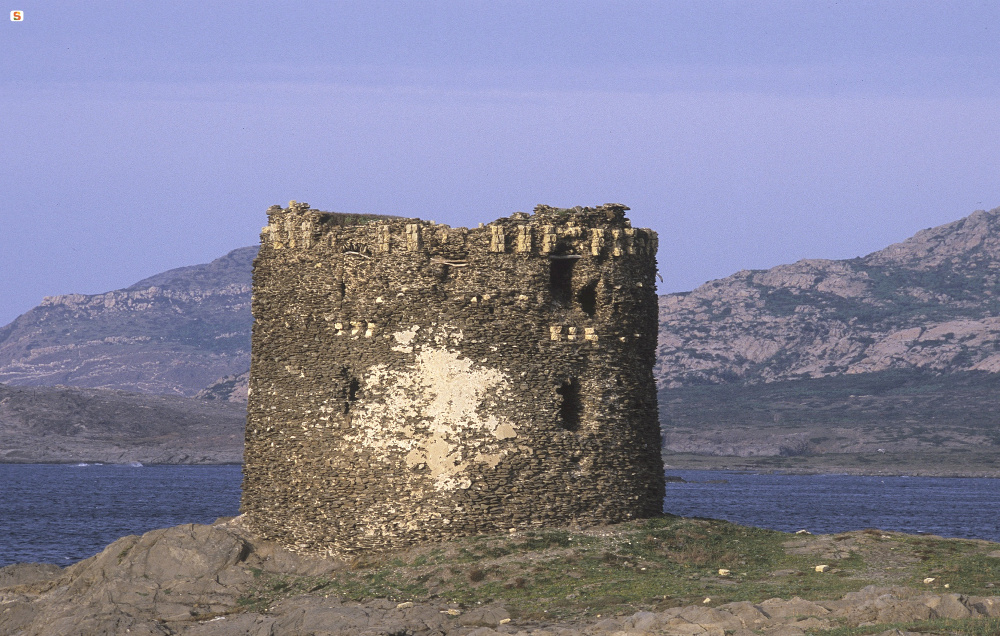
578;280;598;316
344;376;361;413
556;378;581;431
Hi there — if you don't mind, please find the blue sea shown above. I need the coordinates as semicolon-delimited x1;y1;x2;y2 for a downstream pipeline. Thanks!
0;463;242;567
2;465;999;568
663;470;1000;542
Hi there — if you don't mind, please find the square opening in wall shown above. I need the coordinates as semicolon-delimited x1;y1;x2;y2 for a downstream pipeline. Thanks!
550;258;575;306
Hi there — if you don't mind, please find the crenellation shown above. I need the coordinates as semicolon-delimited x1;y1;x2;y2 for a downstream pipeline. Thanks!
611;228;624;257
405;223;422;251
242;202;664;555
376;225;391;253
515;225;533;253
540;225;558;253
489;225;506;253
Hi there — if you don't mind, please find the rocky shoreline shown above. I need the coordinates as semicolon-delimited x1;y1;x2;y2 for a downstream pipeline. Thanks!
3;517;1000;635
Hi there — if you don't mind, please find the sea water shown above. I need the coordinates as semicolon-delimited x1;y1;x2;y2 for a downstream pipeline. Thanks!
664;470;1000;542
2;465;999;567
0;463;242;567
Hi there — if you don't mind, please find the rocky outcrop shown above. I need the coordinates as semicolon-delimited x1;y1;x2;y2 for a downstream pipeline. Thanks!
567;588;1000;635
3;520;998;635
656;207;1000;387
195;371;249;403
0;522;258;635
0;519;514;636
0;383;245;464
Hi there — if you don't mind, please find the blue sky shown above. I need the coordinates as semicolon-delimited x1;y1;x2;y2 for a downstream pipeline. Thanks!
2;1;999;326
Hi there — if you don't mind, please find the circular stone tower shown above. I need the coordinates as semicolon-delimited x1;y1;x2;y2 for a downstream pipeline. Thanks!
241;201;664;554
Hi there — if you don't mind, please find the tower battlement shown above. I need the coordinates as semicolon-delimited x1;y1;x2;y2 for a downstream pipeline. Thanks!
242;201;664;554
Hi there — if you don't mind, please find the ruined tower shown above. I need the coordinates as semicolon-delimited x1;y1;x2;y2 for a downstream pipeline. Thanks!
242;201;664;554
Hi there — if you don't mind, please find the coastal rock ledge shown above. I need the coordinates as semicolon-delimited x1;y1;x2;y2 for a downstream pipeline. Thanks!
2;518;1000;636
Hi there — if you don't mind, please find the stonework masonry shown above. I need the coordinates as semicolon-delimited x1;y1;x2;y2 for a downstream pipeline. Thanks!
242;201;665;554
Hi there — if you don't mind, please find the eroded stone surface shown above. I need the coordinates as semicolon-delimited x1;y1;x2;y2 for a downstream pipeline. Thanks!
242;202;664;554
4;523;1000;636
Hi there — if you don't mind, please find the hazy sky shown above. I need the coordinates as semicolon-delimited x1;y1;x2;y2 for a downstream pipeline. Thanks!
2;1;999;327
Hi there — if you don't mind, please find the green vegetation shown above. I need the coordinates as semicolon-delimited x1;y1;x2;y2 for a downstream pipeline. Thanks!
235;516;1000;625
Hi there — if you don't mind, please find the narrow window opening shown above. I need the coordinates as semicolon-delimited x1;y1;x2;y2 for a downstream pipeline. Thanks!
556;378;581;431
550;259;575;305
339;280;347;298
578;280;598;316
344;376;361;413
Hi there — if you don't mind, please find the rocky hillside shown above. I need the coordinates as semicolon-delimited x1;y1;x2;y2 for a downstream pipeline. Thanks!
656;206;1000;388
6;206;1000;400
0;208;400;399
0;383;245;464
195;371;249;403
0;247;256;397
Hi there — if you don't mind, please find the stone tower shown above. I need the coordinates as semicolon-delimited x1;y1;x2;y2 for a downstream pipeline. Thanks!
242;201;664;554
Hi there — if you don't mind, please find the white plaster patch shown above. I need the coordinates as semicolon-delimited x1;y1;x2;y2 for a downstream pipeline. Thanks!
433;325;464;345
345;344;518;493
391;325;420;352
493;423;517;439
475;452;504;469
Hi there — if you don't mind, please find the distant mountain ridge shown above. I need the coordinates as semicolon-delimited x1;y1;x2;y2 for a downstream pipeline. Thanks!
656;207;1000;387
0;208;401;399
4;206;1000;398
0;247;255;396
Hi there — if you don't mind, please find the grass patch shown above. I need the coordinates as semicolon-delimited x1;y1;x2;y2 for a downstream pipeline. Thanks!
229;515;1000;622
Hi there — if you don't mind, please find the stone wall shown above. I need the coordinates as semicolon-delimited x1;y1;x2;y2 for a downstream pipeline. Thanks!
242;201;664;554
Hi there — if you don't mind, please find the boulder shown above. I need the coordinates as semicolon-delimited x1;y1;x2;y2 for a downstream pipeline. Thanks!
922;592;972;619
459;605;512;627
969;595;1000;617
717;600;771;628
0;523;255;635
758;596;830;619
0;562;62;589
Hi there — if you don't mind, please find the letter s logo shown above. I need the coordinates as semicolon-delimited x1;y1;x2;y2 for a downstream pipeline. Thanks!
10;11;23;21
